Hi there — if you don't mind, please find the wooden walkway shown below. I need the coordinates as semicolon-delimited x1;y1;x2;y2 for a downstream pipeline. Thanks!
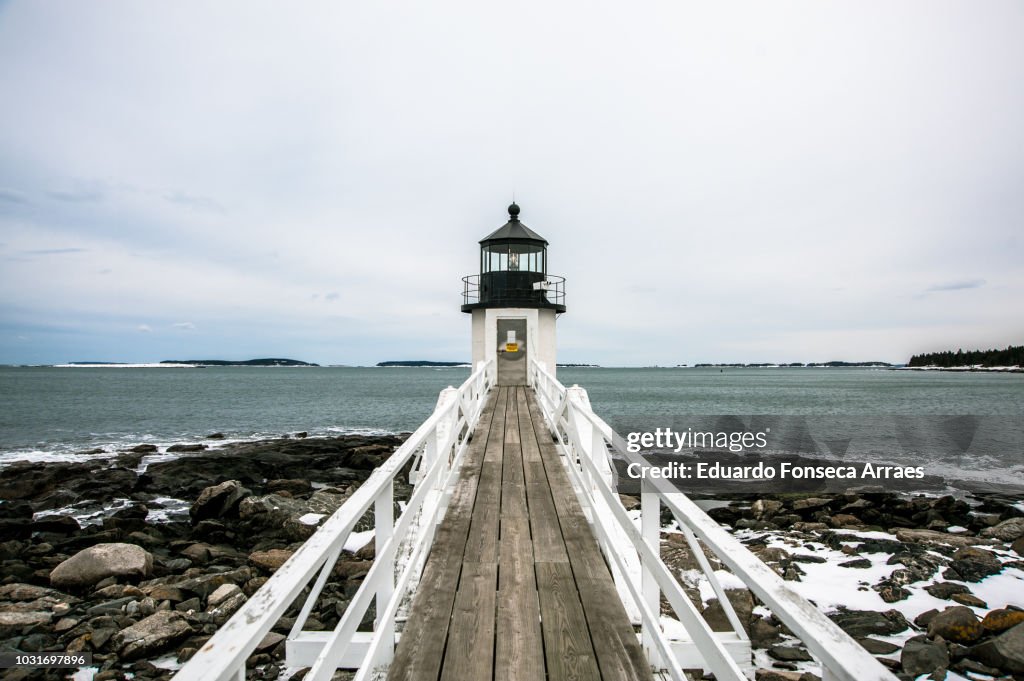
389;386;652;681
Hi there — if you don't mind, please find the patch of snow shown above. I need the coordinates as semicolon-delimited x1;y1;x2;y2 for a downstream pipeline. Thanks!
946;525;968;533
969;566;1024;610
697;570;748;604
659;615;688;640
150;654;183;670
70;668;98;681
344;529;375;553
298;513;325;526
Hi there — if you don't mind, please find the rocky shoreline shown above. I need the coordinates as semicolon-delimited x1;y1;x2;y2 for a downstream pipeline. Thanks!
627;491;1024;681
1;437;1023;681
0;433;409;681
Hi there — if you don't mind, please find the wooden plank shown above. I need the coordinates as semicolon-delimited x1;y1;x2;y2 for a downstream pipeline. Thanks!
517;388;568;562
463;460;502;564
526;391;653;681
518;387;544;466
463;387;507;564
388;389;499;681
495;519;543;681
536;561;601;681
440;561;498;681
575;575;653;681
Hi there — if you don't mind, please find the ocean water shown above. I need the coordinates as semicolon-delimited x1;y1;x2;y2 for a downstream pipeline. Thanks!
1;366;1022;484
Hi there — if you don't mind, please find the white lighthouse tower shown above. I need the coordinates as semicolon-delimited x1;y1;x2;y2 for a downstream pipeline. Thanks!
461;203;566;386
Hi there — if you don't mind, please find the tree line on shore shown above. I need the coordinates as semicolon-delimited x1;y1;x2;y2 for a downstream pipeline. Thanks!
908;345;1024;367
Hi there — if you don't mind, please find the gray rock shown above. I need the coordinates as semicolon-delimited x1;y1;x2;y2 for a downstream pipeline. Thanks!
895;528;997;547
928;606;984;644
768;645;812;662
0;611;51;636
208;591;246;623
924;582;970;600
113;610;192;659
829;609;909;637
839;558;872;569
751;499;783;519
206;583;241;608
757;547;790;563
951;593;987;608
0;583;76;602
969;621;1024;674
190;480;250;523
857;637;900;655
255;631;286;652
50;543;153;588
980;518;1024;542
792;497;831;512
701;588;753;634
166;443;206;452
948;546;1002;582
901;635;949;677
749;617;783;647
240;489;350;541
1011;536;1024;556
981;608;1024;634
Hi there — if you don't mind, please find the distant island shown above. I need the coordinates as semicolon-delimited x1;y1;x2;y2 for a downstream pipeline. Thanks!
907;345;1023;368
376;361;468;367
693;361;892;368
160;358;319;367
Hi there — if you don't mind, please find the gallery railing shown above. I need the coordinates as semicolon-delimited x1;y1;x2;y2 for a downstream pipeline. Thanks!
172;360;494;681
529;358;898;681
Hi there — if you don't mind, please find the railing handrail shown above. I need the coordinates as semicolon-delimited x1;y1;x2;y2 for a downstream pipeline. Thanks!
173;360;494;681
528;358;899;681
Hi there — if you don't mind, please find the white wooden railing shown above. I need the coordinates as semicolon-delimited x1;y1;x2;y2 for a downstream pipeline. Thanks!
173;360;494;681
529;358;899;681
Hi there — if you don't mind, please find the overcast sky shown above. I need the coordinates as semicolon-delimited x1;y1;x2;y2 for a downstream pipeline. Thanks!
1;2;1021;366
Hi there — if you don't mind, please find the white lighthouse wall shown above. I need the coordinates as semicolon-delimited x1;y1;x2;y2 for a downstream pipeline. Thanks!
471;307;558;385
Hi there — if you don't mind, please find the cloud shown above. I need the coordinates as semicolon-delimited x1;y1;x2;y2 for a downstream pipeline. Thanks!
46;188;103;203
926;279;986;292
137;324;152;333
21;248;87;256
164;191;224;213
172;321;196;330
1;3;1022;366
0;188;29;204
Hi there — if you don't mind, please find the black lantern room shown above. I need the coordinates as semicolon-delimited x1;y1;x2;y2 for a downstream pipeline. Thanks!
461;203;566;313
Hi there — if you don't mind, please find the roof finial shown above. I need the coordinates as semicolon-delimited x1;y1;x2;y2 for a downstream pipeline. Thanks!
508;201;520;219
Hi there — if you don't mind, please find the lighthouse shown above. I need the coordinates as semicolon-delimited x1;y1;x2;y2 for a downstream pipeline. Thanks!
462;203;566;386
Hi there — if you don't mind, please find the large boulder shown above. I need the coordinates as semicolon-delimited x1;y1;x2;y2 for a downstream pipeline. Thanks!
981;518;1024;542
982;608;1024;635
50;543;153;589
249;549;294;572
239;489;350;540
0;611;52;636
969;621;1024;674
190;480;250;523
901;635;949;677
928;606;984;644
948;546;1003;582
828;609;909;637
702;589;754;633
113;610;192;659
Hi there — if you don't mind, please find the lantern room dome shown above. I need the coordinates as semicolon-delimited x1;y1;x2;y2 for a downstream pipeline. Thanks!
480;204;548;245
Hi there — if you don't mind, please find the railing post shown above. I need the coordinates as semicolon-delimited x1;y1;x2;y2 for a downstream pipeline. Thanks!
641;479;663;667
374;479;395;662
